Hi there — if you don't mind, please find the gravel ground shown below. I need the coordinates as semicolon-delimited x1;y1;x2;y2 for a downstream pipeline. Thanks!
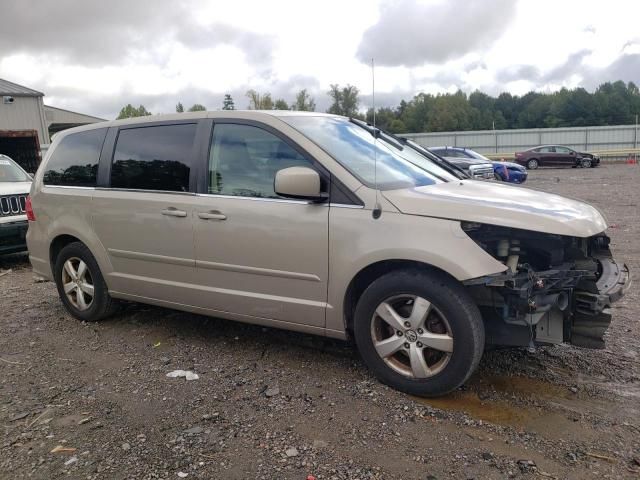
1;164;639;480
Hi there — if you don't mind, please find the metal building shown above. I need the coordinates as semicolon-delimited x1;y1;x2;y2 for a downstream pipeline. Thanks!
0;78;105;172
0;78;49;144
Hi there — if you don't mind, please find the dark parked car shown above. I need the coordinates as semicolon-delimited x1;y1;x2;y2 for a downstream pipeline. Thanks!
430;147;527;184
515;145;600;170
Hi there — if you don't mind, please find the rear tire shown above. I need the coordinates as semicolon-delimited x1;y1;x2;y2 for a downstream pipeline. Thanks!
53;242;117;322
353;269;484;397
526;159;539;170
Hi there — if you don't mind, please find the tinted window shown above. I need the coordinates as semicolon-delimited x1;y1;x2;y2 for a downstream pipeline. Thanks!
208;124;313;198
43;128;107;186
538;146;555;153
555;146;571;154
111;124;196;192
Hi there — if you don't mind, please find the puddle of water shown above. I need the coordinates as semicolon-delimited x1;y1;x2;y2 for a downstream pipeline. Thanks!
415;390;536;426
412;374;592;437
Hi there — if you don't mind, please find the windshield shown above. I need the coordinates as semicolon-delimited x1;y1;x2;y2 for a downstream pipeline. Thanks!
0;156;30;182
465;149;492;162
282;116;458;190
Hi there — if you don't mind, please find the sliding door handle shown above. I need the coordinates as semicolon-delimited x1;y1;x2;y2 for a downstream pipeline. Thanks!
198;211;227;221
161;208;187;218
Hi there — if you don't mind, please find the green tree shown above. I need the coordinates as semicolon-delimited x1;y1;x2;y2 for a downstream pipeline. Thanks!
327;84;360;117
246;90;274;110
175;102;184;113
222;94;235;110
188;104;206;112
293;89;316;111
274;99;290;110
116;104;151;120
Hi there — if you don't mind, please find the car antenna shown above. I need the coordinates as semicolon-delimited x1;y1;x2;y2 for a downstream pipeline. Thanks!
371;58;382;219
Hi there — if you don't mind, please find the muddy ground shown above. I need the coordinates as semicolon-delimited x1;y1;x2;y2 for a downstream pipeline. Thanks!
1;164;639;480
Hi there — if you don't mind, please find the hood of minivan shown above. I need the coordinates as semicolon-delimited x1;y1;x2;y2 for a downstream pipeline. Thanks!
383;180;607;237
0;181;31;195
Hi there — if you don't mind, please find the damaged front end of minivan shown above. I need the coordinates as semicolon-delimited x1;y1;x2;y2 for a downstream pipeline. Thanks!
462;223;630;349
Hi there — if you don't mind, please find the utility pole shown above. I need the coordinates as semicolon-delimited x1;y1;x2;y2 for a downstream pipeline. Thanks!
635;114;638;163
493;120;498;153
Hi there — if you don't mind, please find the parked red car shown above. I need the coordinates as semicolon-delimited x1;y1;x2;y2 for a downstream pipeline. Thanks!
515;145;600;170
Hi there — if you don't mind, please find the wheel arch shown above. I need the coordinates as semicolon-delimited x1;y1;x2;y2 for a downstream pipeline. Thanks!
527;157;540;168
48;230;113;286
342;259;459;336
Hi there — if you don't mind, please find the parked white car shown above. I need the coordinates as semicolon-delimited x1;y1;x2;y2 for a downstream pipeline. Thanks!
0;154;31;254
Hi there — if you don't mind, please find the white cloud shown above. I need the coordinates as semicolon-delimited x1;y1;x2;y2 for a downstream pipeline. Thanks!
0;0;639;119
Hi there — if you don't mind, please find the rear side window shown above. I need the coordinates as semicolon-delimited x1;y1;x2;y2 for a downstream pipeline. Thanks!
111;124;197;192
43;128;107;186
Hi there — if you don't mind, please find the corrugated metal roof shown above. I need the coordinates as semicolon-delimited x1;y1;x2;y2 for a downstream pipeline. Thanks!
0;78;44;97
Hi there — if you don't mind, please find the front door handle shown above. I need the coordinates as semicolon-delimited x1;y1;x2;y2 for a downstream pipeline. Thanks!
198;210;227;221
161;208;187;218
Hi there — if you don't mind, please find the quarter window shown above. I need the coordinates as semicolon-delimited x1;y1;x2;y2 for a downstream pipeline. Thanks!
111;124;196;192
208;123;313;198
43;128;107;186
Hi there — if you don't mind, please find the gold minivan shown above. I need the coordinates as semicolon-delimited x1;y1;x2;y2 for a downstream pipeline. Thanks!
26;111;629;396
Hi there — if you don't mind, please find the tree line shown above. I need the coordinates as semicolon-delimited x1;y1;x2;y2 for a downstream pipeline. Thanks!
116;80;640;134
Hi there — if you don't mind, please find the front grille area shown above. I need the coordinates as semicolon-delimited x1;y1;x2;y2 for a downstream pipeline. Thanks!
469;165;494;179
0;194;27;217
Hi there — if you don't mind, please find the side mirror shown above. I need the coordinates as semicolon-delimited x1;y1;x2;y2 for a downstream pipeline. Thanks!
275;167;327;202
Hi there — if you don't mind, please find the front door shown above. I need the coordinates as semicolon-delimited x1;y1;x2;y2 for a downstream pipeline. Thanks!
191;122;329;327
554;146;575;166
92;122;198;304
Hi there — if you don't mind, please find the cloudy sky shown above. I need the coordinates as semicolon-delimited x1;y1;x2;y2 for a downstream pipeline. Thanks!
1;0;639;119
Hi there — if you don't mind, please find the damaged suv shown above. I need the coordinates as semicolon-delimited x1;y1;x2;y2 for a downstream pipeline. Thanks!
26;111;630;397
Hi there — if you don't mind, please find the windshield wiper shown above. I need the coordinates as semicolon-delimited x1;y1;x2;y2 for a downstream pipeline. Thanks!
348;118;405;150
401;139;469;180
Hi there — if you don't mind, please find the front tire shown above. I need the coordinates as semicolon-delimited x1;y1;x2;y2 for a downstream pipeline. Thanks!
526;158;539;170
53;242;117;322
581;158;592;168
353;269;484;397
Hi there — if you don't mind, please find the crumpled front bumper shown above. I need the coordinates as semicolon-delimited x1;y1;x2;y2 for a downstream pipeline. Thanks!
571;259;631;349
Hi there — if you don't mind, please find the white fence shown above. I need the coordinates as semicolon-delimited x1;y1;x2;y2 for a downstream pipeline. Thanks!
403;124;640;161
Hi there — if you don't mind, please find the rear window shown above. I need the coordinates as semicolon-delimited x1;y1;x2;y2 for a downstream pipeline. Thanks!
111;124;197;192
43;128;107;186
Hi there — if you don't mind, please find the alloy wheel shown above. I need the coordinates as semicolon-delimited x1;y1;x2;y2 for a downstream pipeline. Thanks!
527;159;538;170
370;295;453;379
61;257;95;311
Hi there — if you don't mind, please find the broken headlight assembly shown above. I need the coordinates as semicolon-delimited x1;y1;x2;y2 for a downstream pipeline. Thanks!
461;222;630;349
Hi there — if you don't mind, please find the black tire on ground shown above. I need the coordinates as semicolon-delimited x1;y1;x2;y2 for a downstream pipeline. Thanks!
53;242;117;322
494;172;503;181
353;269;485;397
526;159;539;170
581;158;592;168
